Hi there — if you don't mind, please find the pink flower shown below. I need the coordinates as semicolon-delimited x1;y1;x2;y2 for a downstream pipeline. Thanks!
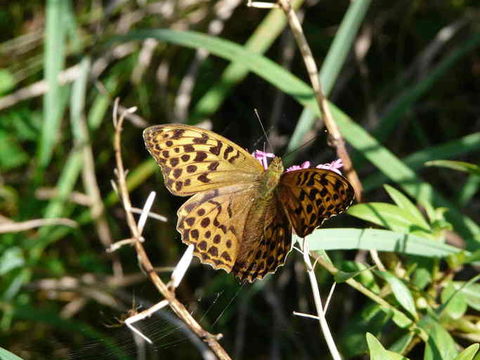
286;161;311;172
316;159;343;175
252;149;343;175
252;150;275;170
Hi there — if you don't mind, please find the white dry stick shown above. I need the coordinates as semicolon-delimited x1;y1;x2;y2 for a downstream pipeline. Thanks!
171;245;195;289
293;282;336;319
130;207;168;222
302;238;342;360
369;249;386;272
247;0;279;8
137;191;156;234
292;311;322;321
324;282;337;313
125;299;169;344
124;192;194;341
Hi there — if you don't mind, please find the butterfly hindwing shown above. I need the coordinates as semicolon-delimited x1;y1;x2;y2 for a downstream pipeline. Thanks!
233;195;292;282
177;184;256;273
143;124;263;196
278;169;355;237
176;182;292;283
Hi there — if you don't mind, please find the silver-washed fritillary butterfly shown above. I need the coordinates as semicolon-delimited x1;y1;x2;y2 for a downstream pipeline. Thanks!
144;124;354;282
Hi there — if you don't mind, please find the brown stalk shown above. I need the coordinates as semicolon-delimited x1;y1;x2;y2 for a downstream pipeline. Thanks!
112;101;232;360
0;217;77;233
277;0;363;202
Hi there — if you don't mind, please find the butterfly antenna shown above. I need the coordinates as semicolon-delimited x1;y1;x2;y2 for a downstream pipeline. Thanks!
282;135;319;165
254;109;274;152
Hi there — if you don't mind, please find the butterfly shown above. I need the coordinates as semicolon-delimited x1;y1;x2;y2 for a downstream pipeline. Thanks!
143;124;354;282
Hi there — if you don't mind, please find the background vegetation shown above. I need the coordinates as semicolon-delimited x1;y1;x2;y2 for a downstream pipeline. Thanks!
0;0;479;359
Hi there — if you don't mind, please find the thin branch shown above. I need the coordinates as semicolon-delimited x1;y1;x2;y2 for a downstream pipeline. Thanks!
301;239;342;360
35;188;93;206
0;218;77;233
276;0;363;201
112;99;232;360
130;207;168;222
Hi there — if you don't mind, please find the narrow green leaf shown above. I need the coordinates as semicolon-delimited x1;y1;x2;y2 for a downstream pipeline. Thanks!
0;347;24;360
384;185;430;231
339;261;379;292
303;228;462;257
440;283;468;320
452;343;479;360
389;332;415;355
363;132;480;191
38;0;67;167
421;316;459;360
452;282;480;311
458;174;480;207
426;160;480;176
366;333;409;360
376;271;418;319
347;202;425;234
0;248;24;275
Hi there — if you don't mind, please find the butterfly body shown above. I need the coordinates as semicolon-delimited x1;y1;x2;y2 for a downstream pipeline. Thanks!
144;124;354;282
260;157;283;197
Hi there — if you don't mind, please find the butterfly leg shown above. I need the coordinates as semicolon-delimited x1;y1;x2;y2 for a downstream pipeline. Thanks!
125;299;169;344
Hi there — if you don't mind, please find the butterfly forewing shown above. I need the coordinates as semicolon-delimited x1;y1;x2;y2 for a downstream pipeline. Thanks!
143;124;263;196
278;169;355;238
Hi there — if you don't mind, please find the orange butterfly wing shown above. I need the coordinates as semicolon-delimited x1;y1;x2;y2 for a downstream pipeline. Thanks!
278;169;355;237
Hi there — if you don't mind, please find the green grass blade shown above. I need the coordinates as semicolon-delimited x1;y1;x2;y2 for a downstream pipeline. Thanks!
453;344;479;360
287;0;371;153
0;347;24;360
37;0;67;167
363;132;480;191
383;185;430;230
366;333;409;360
458;175;480;207
302;228;462;257
33;58;91;258
425;160;480;176
375;271;418;319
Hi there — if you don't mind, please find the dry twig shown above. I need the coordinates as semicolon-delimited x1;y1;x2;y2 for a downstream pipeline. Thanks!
0;218;77;233
276;0;363;201
111;99;232;359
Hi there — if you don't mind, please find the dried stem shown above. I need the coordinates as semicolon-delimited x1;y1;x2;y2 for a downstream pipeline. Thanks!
276;0;363;202
301;239;342;360
0;217;77;233
112;100;232;360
